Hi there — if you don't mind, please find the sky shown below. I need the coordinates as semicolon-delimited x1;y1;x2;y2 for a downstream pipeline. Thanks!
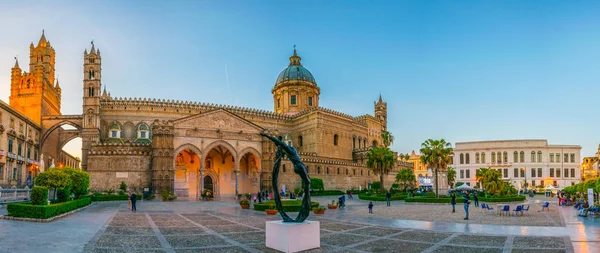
1;1;600;161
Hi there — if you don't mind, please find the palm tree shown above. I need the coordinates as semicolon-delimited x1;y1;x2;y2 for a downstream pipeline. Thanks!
420;139;453;197
395;168;416;192
482;169;503;195
476;168;490;188
367;146;396;190
381;131;394;147
447;167;456;188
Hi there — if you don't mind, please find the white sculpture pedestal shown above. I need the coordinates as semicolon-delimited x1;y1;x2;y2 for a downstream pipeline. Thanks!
266;220;320;253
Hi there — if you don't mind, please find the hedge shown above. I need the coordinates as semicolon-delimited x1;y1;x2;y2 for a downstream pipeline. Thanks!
404;195;525;203
31;186;48;206
7;197;91;219
91;194;142;202
310;190;345;196
358;194;407;201
254;200;319;212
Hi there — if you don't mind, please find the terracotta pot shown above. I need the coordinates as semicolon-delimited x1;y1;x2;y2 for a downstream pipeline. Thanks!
240;204;250;209
327;205;337;209
162;198;168;202
313;209;326;215
265;209;278;215
209;197;214;201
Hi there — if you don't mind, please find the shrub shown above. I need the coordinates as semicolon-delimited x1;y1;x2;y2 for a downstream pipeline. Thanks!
254;200;319;212
31;186;49;206
310;190;344;196
391;183;400;189
161;189;169;200
358;193;406;201
370;181;381;190
119;181;127;194
7;198;91;219
303;178;324;191
63;168;90;199
56;185;72;203
425;192;436;198
240;199;250;205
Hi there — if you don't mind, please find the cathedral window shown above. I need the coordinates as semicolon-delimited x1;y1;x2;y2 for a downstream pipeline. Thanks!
109;121;122;139
346;168;348;175
277;99;280;108
317;167;320;174
137;123;150;139
372;140;377;147
353;137;356;149
364;139;366;148
298;136;303;147
308;97;313;106
337;168;340;175
290;95;297;105
326;167;329;174
334;134;339;145
283;164;286;173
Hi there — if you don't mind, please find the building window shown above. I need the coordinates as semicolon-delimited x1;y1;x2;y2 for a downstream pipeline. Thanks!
13;168;17;180
353;137;356;149
564;153;568;163
34;150;38;160
277;99;280;108
491;152;496;164
0;165;3;179
317;167;321;174
282;164;286;173
570;153;575;163
550;168;554;177
361;170;363;176
109;121;122;138
8;139;13;153
465;153;470;164
10;118;15;128
460;154;464;164
503;151;508;163
556;168;561;178
550;154;554;163
564;168;568;178
556;153;561;163
503;169;508;178
466;169;470;178
532;180;536;187
353;169;356;175
520;151;524;163
520;168;525;177
497;152;502;163
368;170;370;176
337;168;340;175
531;151;536;163
460;170;464;179
346;168;349;175
514;151;518;163
537;168;542;178
571;168;575;178
290;95;297;105
476;153;480;164
537;151;542;163
18;143;22;156
364;139;366;148
481;153;486;163
326;167;329;174
298;136;303;147
334;134;339;145
531;168;536;177
19;123;24;133
27;148;31;159
137;123;150;139
308;97;313;106
514;168;518;177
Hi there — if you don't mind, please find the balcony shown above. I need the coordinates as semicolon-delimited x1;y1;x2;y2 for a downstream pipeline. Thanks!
26;158;39;166
17;155;25;164
7;152;17;160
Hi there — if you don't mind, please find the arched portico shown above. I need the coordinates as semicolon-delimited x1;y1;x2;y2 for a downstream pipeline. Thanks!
173;144;202;198
198;140;240;199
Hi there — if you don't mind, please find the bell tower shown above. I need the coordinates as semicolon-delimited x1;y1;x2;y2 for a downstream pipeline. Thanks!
374;94;387;131
81;41;102;171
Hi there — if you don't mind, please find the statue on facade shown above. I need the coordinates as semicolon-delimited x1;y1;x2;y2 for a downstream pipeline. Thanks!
40;154;45;172
50;158;55;169
260;132;311;223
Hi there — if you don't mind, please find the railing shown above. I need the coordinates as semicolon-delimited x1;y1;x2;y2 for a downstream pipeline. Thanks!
7;152;16;159
0;186;31;203
17;155;25;162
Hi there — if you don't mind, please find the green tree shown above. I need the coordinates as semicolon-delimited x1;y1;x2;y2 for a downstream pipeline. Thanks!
381;131;394;147
63;167;90;199
34;168;71;189
395;168;416;192
482;170;503;195
367;146;396;190
447;167;456;188
420;139;453;197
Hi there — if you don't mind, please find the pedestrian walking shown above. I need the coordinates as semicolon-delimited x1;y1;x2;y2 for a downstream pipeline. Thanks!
473;192;479;207
463;191;470;220
368;201;374;214
130;192;137;212
386;190;392;206
451;192;456;213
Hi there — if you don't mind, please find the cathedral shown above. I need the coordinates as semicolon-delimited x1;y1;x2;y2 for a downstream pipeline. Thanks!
6;32;409;199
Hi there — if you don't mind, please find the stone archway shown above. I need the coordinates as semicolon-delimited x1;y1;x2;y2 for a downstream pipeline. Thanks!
173;145;201;199
200;140;238;198
238;147;262;193
39;116;83;170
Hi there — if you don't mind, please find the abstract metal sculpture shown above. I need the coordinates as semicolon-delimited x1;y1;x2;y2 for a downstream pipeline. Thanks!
260;133;311;222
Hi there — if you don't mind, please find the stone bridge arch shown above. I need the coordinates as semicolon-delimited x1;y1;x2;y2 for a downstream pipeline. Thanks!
40;115;83;168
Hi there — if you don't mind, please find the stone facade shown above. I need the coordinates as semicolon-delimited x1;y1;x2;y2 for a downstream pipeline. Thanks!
6;33;408;198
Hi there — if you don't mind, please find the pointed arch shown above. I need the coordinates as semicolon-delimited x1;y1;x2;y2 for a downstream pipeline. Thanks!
201;140;238;169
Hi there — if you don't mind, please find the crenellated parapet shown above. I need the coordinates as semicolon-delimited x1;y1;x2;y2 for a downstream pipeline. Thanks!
88;142;152;156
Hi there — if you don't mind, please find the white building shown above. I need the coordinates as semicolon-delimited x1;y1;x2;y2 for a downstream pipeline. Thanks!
453;140;581;190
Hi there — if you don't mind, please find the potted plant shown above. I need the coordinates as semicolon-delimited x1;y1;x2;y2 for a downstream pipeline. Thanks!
239;199;250;209
168;194;177;201
313;206;326;215
161;189;169;201
265;203;278;215
245;193;252;200
328;200;338;209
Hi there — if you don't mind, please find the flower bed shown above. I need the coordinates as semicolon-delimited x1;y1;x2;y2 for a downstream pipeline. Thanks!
404;195;525;203
358;193;407;201
6;197;92;219
91;194;142;202
253;200;319;212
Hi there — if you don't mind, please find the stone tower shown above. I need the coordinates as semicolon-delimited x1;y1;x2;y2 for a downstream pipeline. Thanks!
272;48;320;114
151;120;174;194
375;94;387;131
9;31;62;124
81;41;102;171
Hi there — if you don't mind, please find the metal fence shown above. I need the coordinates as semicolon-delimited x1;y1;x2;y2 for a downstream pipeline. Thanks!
0;186;31;203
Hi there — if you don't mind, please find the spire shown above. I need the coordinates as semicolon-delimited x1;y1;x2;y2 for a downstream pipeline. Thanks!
13;57;20;69
90;40;95;53
378;93;383;103
102;86;107;96
55;79;61;89
289;45;302;66
38;29;47;47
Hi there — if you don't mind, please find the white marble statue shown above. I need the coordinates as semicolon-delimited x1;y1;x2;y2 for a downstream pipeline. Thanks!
50;158;55;169
40;154;45;172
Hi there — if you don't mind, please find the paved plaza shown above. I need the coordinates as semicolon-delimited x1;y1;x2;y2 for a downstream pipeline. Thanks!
0;196;597;253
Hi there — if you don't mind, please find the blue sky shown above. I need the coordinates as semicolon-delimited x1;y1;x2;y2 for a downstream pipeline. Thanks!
1;1;600;160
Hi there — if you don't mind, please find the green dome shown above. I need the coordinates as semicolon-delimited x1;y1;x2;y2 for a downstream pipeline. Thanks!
275;49;317;86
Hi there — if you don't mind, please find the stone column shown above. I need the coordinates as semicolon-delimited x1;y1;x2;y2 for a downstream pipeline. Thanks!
234;168;240;199
199;167;205;201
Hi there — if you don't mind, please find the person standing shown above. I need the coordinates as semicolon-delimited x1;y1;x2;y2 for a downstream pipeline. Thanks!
127;191;132;211
368;201;374;214
463;192;470;220
130;192;137;212
451;192;456;213
473;192;479;207
386;190;392;206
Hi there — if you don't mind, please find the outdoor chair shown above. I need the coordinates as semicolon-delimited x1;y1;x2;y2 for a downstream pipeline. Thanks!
486;204;494;212
542;202;550;211
500;205;510;216
513;205;523;216
589;206;598;216
481;203;488;210
522;205;530;215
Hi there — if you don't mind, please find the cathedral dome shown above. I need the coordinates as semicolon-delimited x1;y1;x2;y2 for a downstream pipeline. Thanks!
274;49;317;86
